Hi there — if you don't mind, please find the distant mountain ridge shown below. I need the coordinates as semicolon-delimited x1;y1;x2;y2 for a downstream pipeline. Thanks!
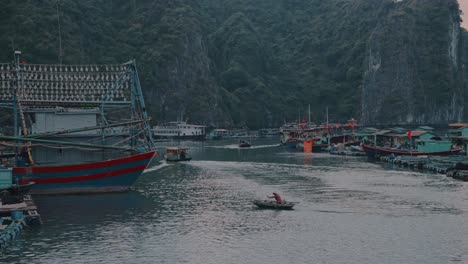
0;0;465;127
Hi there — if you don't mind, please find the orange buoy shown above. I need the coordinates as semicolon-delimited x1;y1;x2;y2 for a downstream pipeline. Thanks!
304;139;313;153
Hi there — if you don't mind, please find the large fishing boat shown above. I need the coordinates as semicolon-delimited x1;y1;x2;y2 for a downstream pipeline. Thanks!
279;120;317;147
280;118;357;151
0;51;157;194
153;121;205;140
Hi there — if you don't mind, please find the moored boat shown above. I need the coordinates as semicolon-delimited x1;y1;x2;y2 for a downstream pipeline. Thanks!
253;200;296;210
282;137;300;149
296;138;328;152
0;51;157;194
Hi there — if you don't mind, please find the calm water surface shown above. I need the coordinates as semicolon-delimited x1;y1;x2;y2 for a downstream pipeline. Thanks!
1;138;467;263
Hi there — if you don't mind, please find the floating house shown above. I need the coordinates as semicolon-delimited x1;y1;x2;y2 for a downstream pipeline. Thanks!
448;123;468;156
354;127;380;144
415;139;452;153
207;129;230;140
448;123;468;137
417;126;435;132
375;128;435;148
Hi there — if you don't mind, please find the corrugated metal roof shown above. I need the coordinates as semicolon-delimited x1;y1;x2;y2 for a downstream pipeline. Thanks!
384;131;428;137
389;127;406;133
376;129;392;135
418;126;434;130
448;123;468;128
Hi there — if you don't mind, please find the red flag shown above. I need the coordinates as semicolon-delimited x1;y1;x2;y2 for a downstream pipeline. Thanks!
327;125;331;133
407;130;412;140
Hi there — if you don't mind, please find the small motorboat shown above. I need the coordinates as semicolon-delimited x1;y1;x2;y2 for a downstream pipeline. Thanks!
164;147;192;162
253;200;296;210
239;140;251;148
350;145;365;152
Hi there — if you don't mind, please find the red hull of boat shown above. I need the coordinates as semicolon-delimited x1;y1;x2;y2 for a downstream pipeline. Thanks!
13;151;157;194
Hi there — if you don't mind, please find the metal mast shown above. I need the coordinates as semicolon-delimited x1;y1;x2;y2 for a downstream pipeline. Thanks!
13;52;19;166
131;61;156;151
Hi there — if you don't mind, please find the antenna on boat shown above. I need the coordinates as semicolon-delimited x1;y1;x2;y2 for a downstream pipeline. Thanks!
326;106;329;127
298;110;301;124
326;106;329;144
13;51;34;166
308;104;311;124
56;0;63;64
129;60;156;151
13;51;20;166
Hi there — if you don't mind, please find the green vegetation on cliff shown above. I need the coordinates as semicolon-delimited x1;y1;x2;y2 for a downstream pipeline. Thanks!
0;0;465;127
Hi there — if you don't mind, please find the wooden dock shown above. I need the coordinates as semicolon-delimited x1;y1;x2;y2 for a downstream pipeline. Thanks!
0;194;42;225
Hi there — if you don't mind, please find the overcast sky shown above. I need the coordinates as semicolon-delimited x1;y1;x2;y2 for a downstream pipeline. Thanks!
461;0;468;28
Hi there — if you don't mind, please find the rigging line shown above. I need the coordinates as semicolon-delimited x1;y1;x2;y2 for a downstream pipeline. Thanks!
0;142;29;148
70;122;146;145
33;143;106;151
111;128;146;146
0;114;12;121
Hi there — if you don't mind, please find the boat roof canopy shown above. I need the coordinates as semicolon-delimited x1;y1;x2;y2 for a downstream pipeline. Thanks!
166;147;189;153
384;130;429;138
449;123;468;128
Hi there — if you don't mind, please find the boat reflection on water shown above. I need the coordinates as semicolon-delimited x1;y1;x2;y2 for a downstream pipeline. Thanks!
303;153;314;166
34;190;158;225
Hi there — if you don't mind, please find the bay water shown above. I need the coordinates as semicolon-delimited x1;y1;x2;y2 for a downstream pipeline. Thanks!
1;138;466;263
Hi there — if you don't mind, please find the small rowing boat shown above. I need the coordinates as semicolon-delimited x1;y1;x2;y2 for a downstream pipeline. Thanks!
253;200;296;210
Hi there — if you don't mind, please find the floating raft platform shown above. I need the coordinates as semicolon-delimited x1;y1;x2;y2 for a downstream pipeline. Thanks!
0;216;26;249
446;170;468;181
0;194;42;249
0;194;42;225
377;155;468;181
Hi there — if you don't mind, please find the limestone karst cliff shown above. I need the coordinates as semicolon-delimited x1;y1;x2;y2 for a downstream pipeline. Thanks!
0;0;465;127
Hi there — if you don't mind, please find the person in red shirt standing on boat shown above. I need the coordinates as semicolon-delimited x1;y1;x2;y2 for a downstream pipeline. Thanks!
268;192;283;204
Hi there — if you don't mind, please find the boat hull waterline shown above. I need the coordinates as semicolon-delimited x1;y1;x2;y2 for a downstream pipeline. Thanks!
362;145;462;157
13;151;156;194
253;200;296;210
165;157;192;162
154;135;205;141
